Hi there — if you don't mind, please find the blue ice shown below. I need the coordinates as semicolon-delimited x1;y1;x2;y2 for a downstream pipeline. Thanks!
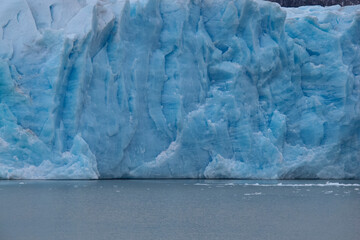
0;0;359;179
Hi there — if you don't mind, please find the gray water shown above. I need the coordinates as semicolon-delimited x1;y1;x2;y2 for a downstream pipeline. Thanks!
0;180;359;240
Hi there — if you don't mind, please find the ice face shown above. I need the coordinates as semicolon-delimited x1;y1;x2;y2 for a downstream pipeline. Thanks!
0;0;359;179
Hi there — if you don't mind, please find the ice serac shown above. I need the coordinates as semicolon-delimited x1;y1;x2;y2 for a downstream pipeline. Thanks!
0;0;359;179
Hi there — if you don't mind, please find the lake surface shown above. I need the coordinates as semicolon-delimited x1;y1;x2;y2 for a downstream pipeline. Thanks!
0;180;359;240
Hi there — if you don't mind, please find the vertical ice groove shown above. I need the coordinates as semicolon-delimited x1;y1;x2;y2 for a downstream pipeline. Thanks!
49;4;55;26
1;20;11;40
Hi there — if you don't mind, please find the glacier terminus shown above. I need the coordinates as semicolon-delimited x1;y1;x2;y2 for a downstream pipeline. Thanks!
0;0;359;179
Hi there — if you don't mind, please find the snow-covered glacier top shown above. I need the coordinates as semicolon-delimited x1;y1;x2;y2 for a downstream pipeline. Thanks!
268;0;360;7
0;0;359;179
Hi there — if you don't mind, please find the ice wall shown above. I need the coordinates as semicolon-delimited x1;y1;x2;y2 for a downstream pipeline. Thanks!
0;0;359;179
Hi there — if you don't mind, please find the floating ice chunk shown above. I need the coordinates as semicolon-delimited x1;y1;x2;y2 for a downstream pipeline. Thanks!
244;192;262;196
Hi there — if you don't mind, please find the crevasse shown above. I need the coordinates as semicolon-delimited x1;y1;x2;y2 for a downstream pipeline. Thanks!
0;0;359;179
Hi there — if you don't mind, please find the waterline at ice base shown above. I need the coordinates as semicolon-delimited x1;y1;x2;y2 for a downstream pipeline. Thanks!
0;0;359;179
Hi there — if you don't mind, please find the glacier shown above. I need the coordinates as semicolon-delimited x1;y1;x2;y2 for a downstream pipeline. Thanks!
0;0;359;179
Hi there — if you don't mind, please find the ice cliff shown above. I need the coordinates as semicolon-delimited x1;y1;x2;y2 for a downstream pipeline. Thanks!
0;0;359;179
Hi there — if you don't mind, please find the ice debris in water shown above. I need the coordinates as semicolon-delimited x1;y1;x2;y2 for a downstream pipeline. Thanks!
0;0;359;179
243;182;360;187
244;192;262;196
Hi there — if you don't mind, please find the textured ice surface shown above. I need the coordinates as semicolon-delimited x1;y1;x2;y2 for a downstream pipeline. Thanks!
0;0;359;179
